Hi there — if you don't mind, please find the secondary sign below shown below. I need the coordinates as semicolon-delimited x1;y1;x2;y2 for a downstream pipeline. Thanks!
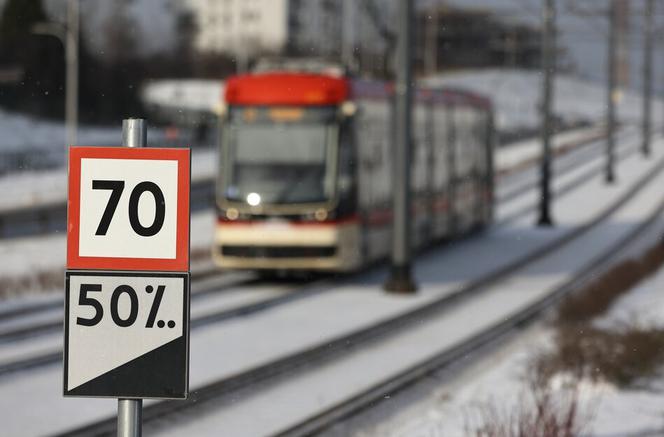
64;271;189;399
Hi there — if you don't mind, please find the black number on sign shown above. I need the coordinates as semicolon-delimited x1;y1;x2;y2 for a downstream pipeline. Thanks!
92;180;125;235
76;284;103;326
128;182;166;237
110;285;139;327
91;180;166;237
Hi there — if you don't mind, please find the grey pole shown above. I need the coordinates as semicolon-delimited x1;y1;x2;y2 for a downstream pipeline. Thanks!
341;0;356;70
117;118;146;437
606;0;617;184
122;119;147;149
65;0;79;148
538;0;555;227
384;0;416;293
642;0;654;157
424;7;438;75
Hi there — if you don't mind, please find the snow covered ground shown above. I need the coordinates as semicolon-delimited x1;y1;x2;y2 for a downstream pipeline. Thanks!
343;186;664;437
142;69;660;139
0;127;656;436
424;69;664;136
355;257;664;437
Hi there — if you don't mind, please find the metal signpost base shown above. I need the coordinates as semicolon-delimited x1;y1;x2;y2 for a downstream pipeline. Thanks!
118;118;146;437
118;399;142;437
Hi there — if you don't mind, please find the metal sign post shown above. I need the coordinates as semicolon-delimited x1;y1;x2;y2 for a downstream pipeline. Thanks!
118;118;146;437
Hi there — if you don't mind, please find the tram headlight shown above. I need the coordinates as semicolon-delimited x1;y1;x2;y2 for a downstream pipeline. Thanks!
340;101;357;118
226;208;239;220
246;192;261;206
314;208;328;221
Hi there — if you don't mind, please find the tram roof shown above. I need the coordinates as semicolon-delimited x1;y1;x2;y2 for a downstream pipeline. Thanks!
225;73;349;106
225;72;492;111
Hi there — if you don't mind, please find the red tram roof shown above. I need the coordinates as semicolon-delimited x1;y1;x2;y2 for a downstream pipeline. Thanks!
225;73;349;106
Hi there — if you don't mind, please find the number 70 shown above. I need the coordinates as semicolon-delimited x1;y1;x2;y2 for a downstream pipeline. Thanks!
92;180;165;237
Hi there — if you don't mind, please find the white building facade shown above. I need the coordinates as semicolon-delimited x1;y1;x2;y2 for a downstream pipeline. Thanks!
185;0;290;56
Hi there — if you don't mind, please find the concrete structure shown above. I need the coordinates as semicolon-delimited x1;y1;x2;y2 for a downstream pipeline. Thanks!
183;0;387;67
185;0;290;57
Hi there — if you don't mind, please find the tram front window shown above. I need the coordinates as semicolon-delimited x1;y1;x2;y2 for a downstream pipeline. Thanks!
224;123;337;206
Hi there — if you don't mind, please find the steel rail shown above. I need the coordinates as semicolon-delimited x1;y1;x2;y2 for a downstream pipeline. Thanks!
0;137;613;348
497;129;635;203
0;128;646;382
0;274;334;377
277;170;664;437
0;126;620;331
51;143;664;437
498;138;642;225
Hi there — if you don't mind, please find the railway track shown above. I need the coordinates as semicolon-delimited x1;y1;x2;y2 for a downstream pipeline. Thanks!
498;132;642;225
496;126;635;203
51;136;664;437
280;185;664;437
0;272;336;377
0;128;640;381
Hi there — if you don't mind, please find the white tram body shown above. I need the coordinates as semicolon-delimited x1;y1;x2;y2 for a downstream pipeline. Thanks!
214;70;494;272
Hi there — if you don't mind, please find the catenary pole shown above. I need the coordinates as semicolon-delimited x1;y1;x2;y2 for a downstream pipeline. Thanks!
606;0;617;183
65;0;79;148
642;0;653;157
538;0;555;227
384;0;416;293
117;118;146;437
341;0;356;70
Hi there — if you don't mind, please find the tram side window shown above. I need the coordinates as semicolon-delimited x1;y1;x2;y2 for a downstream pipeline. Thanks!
412;104;429;193
431;107;448;194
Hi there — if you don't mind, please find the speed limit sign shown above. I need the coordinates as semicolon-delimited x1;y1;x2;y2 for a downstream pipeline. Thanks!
67;146;190;272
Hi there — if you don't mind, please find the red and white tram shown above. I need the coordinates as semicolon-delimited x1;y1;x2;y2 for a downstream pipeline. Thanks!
214;69;494;272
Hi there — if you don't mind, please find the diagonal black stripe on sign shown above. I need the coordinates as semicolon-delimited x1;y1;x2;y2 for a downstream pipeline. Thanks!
66;336;187;399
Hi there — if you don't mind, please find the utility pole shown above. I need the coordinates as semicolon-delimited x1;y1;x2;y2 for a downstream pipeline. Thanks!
606;0;617;184
341;0;356;71
424;7;438;75
538;0;555;227
642;0;654;157
384;0;416;293
66;0;79;148
33;0;79;149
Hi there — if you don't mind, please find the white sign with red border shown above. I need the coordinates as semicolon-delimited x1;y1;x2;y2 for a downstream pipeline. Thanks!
67;146;190;272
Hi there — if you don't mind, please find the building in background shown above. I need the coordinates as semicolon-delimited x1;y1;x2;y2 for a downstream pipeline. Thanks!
184;0;289;60
416;5;543;74
182;0;390;73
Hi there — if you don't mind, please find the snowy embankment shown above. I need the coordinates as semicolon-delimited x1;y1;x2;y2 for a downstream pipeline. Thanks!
0;109;120;153
424;69;664;136
141;69;661;140
356;226;664;436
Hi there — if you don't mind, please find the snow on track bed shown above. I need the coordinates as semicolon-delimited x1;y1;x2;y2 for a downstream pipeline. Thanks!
35;137;664;437
146;139;664;437
0;273;330;378
0;126;627;373
497;129;641;224
496;125;634;202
